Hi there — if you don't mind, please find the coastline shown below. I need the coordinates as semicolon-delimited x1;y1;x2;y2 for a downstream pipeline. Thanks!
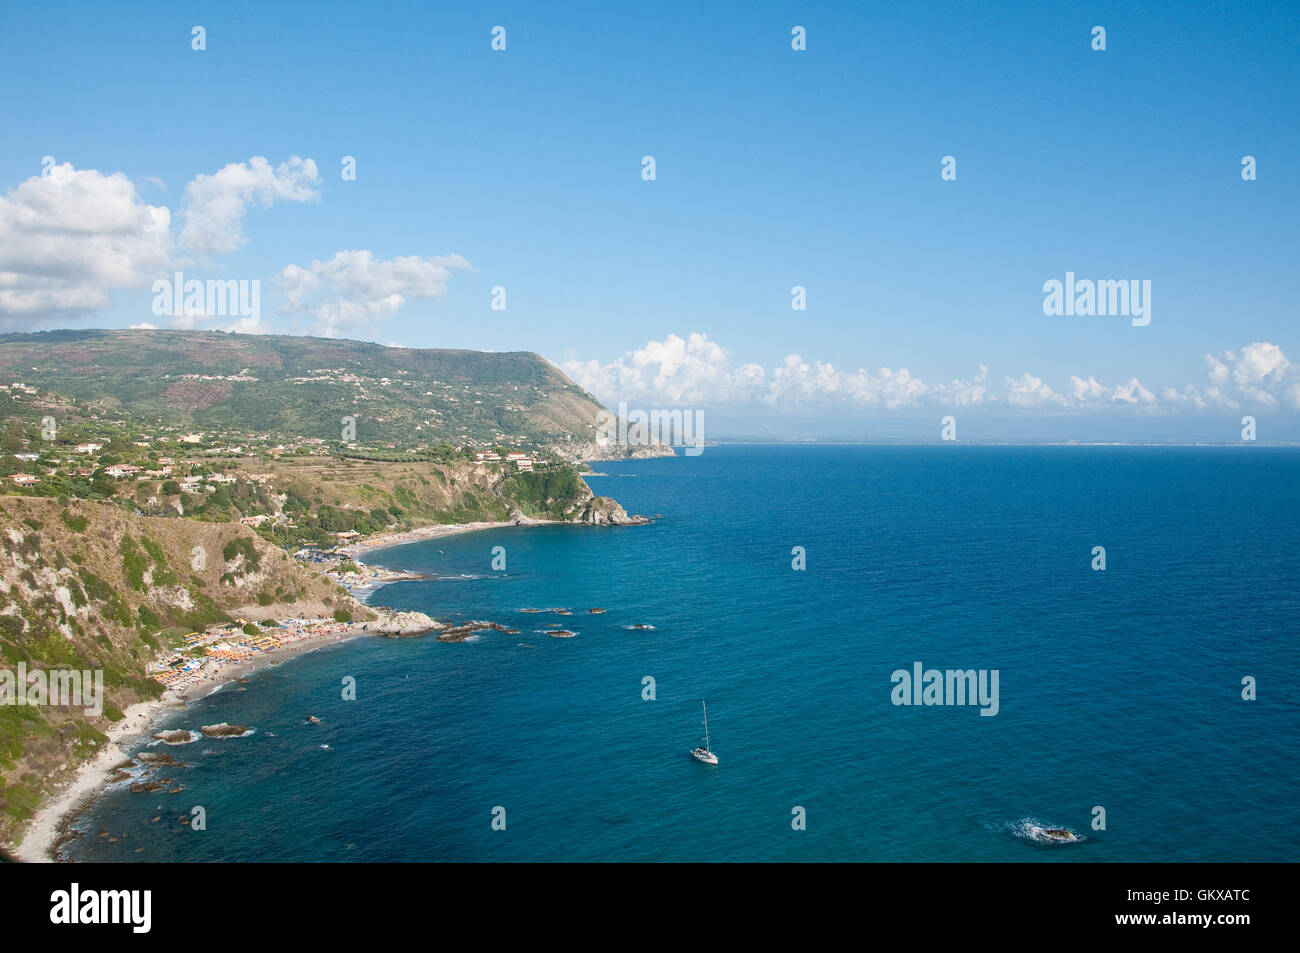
337;518;561;562
12;623;372;863
12;512;616;862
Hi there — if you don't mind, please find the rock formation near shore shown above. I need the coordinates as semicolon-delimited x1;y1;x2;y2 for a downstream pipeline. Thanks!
437;621;509;642
199;723;250;738
571;497;649;526
360;609;444;637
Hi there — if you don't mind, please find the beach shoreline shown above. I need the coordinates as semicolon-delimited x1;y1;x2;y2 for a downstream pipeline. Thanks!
12;516;577;862
337;518;562;562
11;623;373;863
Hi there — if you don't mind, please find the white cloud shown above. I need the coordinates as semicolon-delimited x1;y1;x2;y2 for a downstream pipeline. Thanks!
1202;342;1297;409
1069;373;1156;405
559;333;1299;415
562;332;967;409
0;163;171;322
277;249;472;336
936;364;989;407
1069;375;1104;401
1003;373;1067;408
1108;377;1157;405
179;156;320;256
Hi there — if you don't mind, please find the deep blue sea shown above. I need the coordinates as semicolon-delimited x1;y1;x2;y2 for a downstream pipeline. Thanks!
66;446;1299;862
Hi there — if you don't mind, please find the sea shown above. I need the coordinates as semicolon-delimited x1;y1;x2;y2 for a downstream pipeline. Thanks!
64;445;1300;862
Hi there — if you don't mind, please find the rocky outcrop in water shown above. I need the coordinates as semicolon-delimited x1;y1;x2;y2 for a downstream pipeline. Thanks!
571;497;649;526
437;621;508;642
200;723;249;738
360;610;444;637
136;751;179;765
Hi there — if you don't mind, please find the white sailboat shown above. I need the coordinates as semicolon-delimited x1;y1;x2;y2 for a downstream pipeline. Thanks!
690;700;718;764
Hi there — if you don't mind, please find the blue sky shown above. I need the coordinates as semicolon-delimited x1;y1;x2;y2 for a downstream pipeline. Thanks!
0;0;1297;436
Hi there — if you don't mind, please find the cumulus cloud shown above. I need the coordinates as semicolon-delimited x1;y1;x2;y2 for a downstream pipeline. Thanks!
1203;342;1297;409
277;249;473;337
1003;373;1067;408
0;163;171;322
560;333;1298;415
0;156;327;324
1068;374;1156;405
561;332;965;409
179;155;320;256
936;364;990;407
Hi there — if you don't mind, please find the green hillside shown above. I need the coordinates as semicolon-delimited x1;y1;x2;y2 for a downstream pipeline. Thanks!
0;329;606;448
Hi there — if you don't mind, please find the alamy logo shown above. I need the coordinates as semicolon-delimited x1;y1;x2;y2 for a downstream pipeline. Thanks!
1042;272;1150;326
152;271;260;325
0;663;103;716
596;401;704;456
50;883;151;934
891;661;1000;717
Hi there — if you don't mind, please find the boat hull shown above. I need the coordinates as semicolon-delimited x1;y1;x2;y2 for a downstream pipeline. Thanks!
690;748;718;765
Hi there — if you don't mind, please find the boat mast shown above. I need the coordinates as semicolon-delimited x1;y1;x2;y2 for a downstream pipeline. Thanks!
702;700;710;750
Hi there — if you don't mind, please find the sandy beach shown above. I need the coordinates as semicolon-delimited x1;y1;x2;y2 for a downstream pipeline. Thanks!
338;519;554;561
11;697;169;863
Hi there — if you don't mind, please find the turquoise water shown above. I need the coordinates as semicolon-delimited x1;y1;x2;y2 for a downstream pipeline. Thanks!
66;446;1300;861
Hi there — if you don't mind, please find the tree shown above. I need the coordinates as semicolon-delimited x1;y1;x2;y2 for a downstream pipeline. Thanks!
1;421;26;452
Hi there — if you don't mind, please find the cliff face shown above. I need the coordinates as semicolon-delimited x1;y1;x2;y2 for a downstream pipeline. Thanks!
571;497;649;525
556;439;679;463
